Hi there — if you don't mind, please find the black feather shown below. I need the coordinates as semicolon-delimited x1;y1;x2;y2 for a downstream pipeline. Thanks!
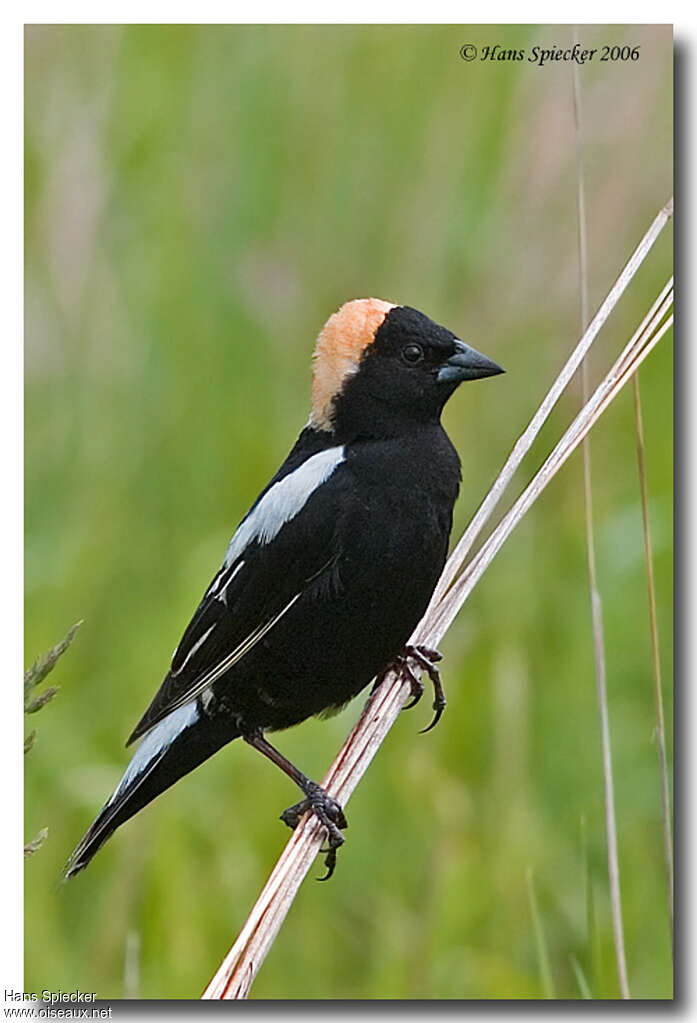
67;301;502;877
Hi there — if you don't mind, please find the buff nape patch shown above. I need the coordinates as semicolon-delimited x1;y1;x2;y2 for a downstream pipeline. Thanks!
310;298;396;430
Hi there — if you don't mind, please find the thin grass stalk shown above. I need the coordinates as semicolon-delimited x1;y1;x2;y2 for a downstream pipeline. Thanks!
580;815;600;997
418;289;672;644
571;956;593;999
418;307;673;650
203;287;672;1000
590;592;629;998
526;867;556;998
203;673;411;998
572;44;630;999
428;200;673;612
632;373;674;937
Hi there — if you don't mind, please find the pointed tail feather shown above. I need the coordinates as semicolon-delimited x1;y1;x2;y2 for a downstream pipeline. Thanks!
65;802;127;878
65;701;238;878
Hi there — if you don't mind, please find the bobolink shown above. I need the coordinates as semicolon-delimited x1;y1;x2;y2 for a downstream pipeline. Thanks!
67;299;503;879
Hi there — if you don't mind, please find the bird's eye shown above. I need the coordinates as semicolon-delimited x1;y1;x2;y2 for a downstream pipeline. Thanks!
402;344;424;364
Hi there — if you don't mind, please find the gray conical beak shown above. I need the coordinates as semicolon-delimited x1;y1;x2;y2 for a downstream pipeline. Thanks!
437;340;505;384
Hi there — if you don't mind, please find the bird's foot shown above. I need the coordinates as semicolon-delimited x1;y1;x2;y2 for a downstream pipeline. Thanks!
280;781;348;881
381;644;446;732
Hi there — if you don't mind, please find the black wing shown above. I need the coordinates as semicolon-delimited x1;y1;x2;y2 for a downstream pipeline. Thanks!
127;442;348;744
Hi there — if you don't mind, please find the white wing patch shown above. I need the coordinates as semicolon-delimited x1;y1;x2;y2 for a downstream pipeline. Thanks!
127;449;343;752
224;446;345;567
107;701;199;806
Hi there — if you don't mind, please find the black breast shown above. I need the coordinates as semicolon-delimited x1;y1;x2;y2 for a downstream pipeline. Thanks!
218;423;461;732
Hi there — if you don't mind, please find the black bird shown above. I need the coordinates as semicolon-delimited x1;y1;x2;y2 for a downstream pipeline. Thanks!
66;299;503;879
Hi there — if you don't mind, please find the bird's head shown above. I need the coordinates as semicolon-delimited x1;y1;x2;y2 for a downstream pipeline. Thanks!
310;298;504;437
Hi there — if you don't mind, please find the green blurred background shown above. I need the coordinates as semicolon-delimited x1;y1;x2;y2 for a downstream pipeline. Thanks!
24;24;673;1000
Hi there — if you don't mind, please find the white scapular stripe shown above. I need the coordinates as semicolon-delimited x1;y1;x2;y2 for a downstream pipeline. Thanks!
218;560;244;606
206;559;244;600
198;593;301;689
172;623;216;676
107;701;199;805
148;592;302;722
224;446;345;567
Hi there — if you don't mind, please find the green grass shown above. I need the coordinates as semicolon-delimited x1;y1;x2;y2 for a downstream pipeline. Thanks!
24;24;673;999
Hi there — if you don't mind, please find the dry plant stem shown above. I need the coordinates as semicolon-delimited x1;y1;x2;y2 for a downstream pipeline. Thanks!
418;287;672;646
428;199;673;611
572;27;590;335
588;582;630;1000
203;674;411;999
418;307;673;651
203;287;672;1000
632;373;674;936
573;54;630;1001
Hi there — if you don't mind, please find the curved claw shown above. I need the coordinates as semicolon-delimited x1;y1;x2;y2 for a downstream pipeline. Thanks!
403;691;422;711
404;645;447;733
419;699;446;734
403;672;424;710
316;825;344;881
396;658;424;710
317;847;338;881
379;646;447;730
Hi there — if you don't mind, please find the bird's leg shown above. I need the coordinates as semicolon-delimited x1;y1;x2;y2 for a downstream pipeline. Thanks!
378;644;446;732
243;731;347;880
